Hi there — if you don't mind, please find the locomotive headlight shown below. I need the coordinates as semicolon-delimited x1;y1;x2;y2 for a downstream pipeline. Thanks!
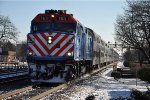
29;52;33;55
67;52;72;56
48;40;52;44
48;36;52;40
51;15;55;18
48;36;53;44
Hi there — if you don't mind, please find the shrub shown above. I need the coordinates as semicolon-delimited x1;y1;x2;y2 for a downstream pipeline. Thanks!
111;71;121;78
138;68;150;83
85;95;95;100
130;89;150;100
123;61;129;67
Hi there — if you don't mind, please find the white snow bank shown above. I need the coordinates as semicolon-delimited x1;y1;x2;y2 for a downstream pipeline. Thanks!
46;62;150;100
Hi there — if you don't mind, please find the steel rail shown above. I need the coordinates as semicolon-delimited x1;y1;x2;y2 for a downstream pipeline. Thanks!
0;74;30;84
30;84;67;100
0;86;32;100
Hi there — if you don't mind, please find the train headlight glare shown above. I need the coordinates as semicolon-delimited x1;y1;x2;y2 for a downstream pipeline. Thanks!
29;52;32;55
67;52;72;56
48;40;52;44
48;36;52;40
51;15;55;18
48;36;53;44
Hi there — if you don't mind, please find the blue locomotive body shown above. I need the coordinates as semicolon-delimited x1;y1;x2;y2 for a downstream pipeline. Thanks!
27;10;119;83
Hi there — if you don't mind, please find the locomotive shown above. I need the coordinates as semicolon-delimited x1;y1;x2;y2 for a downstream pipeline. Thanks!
27;10;119;83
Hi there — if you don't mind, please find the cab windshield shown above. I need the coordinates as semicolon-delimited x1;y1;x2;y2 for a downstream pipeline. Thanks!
31;22;76;33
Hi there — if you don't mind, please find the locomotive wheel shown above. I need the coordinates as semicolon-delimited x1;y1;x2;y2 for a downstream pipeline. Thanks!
65;68;75;81
76;63;79;76
73;64;78;77
87;63;90;73
77;62;81;76
86;61;91;73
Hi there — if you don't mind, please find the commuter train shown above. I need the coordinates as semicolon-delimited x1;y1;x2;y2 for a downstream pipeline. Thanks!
27;10;119;83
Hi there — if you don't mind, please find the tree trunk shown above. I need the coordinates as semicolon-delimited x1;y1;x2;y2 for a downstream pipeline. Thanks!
149;44;150;63
140;48;150;64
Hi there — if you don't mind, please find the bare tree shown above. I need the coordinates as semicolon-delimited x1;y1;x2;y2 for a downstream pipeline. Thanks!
16;41;27;62
115;0;150;63
0;15;19;42
2;41;16;51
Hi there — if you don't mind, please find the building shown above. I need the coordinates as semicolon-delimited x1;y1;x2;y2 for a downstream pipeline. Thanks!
0;50;16;62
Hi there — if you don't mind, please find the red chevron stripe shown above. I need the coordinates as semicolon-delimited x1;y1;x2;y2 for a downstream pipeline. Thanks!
28;34;45;56
27;36;36;56
28;46;32;54
68;46;74;52
52;33;61;42
33;42;45;56
34;34;49;55
49;34;68;54
28;32;74;57
29;46;37;56
54;37;74;56
30;32;53;56
63;46;74;57
42;32;52;42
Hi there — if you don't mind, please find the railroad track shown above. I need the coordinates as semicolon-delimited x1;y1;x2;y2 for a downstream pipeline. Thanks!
0;83;66;100
0;73;30;84
0;63;115;100
0;86;32;100
30;84;67;100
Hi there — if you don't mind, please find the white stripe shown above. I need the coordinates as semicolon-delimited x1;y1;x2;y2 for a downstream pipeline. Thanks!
48;34;65;49
37;34;48;47
29;45;39;56
44;33;64;49
59;44;73;56
29;44;41;56
51;35;72;55
30;34;48;55
39;32;58;48
51;35;73;56
44;32;57;37
50;34;66;55
28;35;41;56
50;48;59;56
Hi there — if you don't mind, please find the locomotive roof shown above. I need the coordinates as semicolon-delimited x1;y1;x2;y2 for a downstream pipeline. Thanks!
32;13;78;23
86;27;101;39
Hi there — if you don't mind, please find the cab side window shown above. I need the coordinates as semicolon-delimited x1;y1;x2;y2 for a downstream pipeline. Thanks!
77;24;83;36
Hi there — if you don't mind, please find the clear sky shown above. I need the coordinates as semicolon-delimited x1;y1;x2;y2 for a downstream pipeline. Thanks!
0;0;126;44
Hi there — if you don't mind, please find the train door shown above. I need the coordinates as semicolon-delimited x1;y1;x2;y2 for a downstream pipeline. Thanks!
76;24;83;60
99;48;101;68
81;32;86;60
89;37;92;59
74;34;80;60
85;32;93;60
75;23;84;75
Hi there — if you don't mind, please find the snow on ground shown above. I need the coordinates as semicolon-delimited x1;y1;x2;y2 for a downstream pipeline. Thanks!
44;62;150;100
116;61;125;68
